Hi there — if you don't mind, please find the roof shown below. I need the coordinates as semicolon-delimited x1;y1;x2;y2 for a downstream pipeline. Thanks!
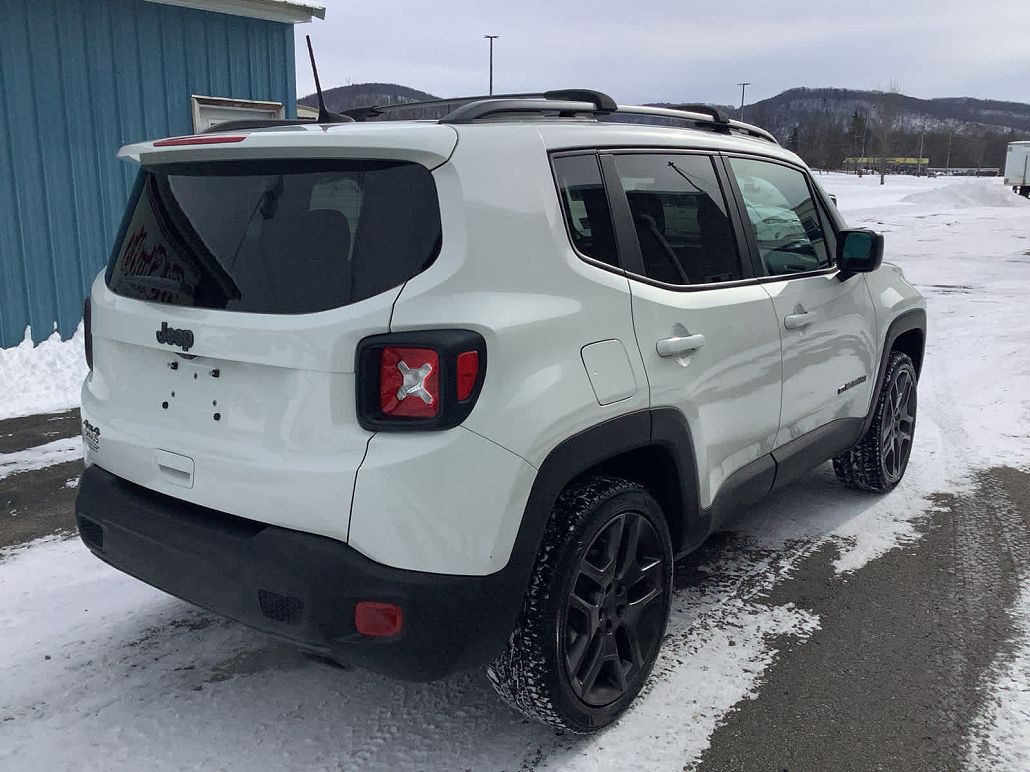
143;0;325;23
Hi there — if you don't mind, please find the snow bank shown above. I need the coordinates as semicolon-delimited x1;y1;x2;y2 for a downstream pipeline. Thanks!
899;179;1030;210
0;325;86;421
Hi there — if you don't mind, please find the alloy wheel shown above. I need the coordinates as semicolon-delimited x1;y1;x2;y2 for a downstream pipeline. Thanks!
561;511;668;707
881;366;917;482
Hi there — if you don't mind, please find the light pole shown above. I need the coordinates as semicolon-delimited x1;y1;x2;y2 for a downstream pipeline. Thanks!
484;35;499;95
737;82;751;121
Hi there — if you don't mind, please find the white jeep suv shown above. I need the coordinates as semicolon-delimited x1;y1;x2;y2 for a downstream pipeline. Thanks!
76;90;926;733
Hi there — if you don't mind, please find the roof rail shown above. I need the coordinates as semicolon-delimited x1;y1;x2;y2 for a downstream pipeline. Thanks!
666;104;731;125
343;89;616;121
341;88;778;144
607;105;778;143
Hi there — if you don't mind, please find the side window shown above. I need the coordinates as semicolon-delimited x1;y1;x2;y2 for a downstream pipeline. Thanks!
613;154;742;286
728;157;832;276
553;154;619;267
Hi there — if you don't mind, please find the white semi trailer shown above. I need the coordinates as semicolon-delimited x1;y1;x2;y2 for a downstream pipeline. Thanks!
1005;141;1030;197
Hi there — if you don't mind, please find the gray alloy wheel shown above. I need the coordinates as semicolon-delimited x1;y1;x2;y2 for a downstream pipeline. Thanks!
833;351;918;493
881;362;917;484
563;510;667;707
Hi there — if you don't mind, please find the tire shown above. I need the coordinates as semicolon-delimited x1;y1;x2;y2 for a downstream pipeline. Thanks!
833;351;918;492
487;477;673;733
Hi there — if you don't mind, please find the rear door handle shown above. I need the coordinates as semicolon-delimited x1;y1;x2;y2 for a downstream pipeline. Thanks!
784;312;815;330
656;334;705;357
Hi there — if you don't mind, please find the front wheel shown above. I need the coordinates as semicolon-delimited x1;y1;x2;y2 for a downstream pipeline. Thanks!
487;477;673;733
834;351;918;492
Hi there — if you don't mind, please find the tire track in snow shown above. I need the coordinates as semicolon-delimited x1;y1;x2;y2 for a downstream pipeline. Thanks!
0;436;82;483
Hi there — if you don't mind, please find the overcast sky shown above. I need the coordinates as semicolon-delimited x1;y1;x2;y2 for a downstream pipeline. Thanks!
295;0;1030;106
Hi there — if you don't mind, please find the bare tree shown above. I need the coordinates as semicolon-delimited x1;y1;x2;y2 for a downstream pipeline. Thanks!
874;82;903;185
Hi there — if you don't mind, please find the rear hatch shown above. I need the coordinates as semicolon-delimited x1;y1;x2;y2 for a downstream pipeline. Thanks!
82;126;455;542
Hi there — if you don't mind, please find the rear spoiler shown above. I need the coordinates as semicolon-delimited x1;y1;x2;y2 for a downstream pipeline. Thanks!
116;124;460;169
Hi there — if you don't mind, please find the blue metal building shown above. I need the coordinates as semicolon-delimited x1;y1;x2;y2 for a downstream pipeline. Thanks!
0;0;324;348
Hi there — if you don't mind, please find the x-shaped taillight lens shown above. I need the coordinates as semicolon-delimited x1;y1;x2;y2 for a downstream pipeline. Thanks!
379;347;440;418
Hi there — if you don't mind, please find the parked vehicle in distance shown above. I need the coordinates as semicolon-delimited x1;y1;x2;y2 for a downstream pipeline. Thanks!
1005;140;1030;197
75;90;926;733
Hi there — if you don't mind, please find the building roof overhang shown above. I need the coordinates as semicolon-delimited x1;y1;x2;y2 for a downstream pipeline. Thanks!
143;0;325;23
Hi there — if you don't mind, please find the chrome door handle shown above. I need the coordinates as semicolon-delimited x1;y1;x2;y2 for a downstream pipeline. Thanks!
784;312;815;330
656;334;705;357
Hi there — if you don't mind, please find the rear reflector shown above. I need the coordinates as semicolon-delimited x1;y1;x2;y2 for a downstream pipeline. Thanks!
153;135;247;147
379;347;440;418
355;601;404;637
456;350;479;401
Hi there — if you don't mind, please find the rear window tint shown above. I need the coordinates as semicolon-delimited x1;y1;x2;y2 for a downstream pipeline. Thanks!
107;159;441;314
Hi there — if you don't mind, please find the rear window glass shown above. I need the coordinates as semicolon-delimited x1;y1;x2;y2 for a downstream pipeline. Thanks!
107;159;442;314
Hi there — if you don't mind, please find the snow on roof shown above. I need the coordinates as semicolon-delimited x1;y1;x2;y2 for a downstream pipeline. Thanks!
144;0;326;23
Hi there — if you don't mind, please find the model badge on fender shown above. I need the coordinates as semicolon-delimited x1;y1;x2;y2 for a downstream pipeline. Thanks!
837;375;868;395
156;322;194;352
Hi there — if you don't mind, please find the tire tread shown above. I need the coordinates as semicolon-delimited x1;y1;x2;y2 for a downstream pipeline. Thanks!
486;476;648;733
833;351;915;492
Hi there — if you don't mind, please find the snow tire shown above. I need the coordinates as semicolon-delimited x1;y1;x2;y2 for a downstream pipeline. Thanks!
487;476;673;734
833;351;918;493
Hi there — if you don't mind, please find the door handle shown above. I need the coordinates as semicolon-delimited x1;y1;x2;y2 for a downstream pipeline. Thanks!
656;334;705;357
784;312;815;330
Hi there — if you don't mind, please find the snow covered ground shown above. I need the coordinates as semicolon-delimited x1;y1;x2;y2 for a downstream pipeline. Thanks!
968;578;1030;769
0;437;84;483
1;174;1029;770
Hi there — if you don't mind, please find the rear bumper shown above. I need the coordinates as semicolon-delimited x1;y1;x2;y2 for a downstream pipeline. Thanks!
75;465;525;681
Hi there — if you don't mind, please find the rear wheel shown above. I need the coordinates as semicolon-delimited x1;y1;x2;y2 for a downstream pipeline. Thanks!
487;477;673;733
833;351;917;492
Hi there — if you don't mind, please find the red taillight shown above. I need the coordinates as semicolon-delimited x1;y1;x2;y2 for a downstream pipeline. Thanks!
355;601;404;637
83;297;93;371
456;351;479;401
379;347;440;418
153;135;247;147
356;330;485;431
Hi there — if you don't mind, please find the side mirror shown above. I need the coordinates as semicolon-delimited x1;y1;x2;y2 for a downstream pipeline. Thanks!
837;229;884;275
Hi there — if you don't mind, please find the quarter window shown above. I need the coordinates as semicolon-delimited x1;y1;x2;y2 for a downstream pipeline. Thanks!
613;154;742;286
728;157;832;276
553;154;619;267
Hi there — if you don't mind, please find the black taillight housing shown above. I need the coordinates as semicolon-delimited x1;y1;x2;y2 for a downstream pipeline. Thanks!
83;296;93;371
356;330;487;431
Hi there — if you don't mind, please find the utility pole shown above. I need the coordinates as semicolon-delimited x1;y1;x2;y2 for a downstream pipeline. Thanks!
484;35;499;95
917;122;925;176
737;82;751;121
946;133;953;172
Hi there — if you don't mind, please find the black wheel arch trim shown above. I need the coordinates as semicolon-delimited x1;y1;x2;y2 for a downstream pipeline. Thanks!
862;308;926;437
510;408;705;577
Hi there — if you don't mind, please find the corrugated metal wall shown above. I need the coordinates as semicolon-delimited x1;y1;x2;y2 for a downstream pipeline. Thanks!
0;0;297;347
